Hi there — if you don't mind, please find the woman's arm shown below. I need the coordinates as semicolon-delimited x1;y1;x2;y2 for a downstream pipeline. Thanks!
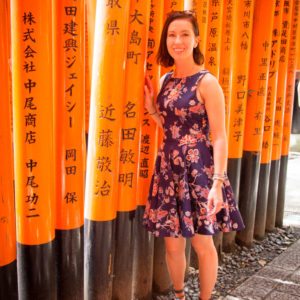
198;73;227;179
197;73;227;214
144;74;165;129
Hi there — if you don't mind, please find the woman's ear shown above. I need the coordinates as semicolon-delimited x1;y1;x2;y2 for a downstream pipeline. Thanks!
194;36;200;48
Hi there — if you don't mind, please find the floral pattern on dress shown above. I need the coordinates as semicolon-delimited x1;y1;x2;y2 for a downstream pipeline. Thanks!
143;70;245;237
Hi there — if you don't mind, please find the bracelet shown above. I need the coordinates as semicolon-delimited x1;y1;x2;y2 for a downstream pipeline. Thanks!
212;173;227;182
213;172;227;177
213;177;225;183
149;110;158;115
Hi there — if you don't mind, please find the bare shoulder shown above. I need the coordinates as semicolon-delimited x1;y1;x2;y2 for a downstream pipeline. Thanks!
199;72;220;90
198;72;223;97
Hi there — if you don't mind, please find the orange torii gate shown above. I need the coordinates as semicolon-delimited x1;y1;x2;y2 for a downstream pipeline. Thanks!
11;0;56;298
53;0;85;298
266;0;294;233
237;0;276;247
225;0;255;251
0;1;17;299
1;1;300;299
254;0;284;240
277;0;300;228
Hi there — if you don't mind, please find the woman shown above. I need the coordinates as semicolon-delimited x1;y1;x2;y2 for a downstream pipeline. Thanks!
143;11;245;300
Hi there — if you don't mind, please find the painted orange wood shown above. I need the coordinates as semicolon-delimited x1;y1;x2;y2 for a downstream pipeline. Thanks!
11;0;55;244
204;0;224;78
0;0;16;265
271;0;294;160
261;0;284;164
227;0;254;158
53;0;85;229
85;0;97;133
243;0;275;152
137;0;163;206
219;0;237;133
118;0;151;211
161;0;184;76
282;0;300;155
85;0;130;221
190;0;209;55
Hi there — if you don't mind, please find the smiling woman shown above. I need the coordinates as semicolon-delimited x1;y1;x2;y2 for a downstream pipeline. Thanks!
142;10;245;300
157;11;204;69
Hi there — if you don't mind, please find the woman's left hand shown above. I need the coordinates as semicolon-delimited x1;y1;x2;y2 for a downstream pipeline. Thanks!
207;183;224;216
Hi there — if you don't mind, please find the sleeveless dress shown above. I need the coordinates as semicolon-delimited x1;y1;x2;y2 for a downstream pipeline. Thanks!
143;70;245;238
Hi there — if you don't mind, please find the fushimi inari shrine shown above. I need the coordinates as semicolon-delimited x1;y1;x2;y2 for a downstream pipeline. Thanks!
0;0;299;299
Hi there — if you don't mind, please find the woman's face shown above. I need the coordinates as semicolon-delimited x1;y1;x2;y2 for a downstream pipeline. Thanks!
166;18;198;63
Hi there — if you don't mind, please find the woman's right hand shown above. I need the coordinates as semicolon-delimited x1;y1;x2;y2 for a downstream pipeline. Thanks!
144;74;155;113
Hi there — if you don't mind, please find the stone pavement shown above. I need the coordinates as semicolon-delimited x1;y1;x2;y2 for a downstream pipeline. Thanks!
223;140;300;300
223;239;300;299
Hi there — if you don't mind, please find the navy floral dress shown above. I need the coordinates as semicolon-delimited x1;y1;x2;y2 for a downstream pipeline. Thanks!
143;70;245;238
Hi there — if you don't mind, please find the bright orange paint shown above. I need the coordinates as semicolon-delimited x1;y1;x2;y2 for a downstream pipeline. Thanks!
204;0;224;78
190;0;209;55
85;0;97;134
227;0;254;158
137;0;163;206
219;0;237;133
11;0;55;245
243;0;275;152
161;0;184;76
0;0;16;266
271;0;294;160
117;0;151;211
261;0;284;164
282;0;300;156
53;0;85;229
85;0;130;221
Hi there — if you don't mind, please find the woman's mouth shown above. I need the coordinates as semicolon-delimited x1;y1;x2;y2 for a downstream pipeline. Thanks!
173;48;184;53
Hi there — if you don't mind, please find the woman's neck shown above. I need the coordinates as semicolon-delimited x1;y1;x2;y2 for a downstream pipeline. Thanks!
173;60;203;78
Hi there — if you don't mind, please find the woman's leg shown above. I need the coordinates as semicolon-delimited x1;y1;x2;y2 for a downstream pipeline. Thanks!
191;234;218;300
164;236;186;298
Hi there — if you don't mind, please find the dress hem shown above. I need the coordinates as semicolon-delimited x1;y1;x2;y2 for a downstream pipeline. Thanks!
143;224;245;238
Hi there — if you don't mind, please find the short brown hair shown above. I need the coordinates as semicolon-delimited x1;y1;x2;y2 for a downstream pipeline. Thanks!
157;10;205;68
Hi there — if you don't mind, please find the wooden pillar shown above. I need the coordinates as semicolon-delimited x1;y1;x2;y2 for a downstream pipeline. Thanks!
236;0;275;247
112;1;150;299
85;0;97;134
134;1;163;298
222;0;255;253
204;0;224;78
53;1;85;299
254;0;284;240
137;0;166;296
161;0;184;75
11;0;57;298
203;0;225;256
266;0;294;232
163;0;185;23
84;1;130;299
296;0;300;71
277;0;300;227
190;0;209;55
0;1;18;299
219;0;237;136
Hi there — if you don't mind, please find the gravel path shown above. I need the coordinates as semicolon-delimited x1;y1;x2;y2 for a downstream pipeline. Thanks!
155;226;300;300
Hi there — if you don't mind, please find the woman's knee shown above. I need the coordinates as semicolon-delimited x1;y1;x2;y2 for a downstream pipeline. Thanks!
164;237;186;257
191;235;216;256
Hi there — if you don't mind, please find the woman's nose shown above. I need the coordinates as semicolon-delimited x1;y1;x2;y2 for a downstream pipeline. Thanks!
174;35;181;44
